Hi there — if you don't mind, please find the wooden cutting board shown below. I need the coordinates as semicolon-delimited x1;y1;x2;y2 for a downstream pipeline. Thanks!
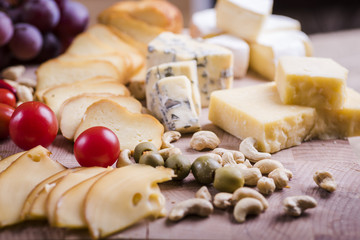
1;29;360;239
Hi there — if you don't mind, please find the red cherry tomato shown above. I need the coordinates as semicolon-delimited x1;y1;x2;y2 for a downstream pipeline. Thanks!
0;88;16;108
0;79;17;98
0;103;15;140
74;126;120;167
9;101;58;150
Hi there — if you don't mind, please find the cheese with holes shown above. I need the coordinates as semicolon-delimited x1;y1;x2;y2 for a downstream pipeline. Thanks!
74;100;164;151
146;60;200;118
147;32;233;107
275;56;348;109
85;164;173;239
216;0;273;42
208;83;316;153
262;14;301;33
155;76;200;133
250;30;313;80
190;8;223;39
205;34;250;78
314;88;360;139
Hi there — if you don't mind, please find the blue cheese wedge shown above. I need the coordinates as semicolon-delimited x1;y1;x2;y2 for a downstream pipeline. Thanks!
147;32;233;107
155;76;200;133
146;60;201;119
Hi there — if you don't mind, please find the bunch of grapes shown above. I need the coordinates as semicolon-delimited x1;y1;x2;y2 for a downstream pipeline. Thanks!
0;0;89;69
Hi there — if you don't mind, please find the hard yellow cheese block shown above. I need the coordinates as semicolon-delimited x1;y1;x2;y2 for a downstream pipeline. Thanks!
208;83;316;153
275;56;348;109
314;88;360;139
216;0;273;42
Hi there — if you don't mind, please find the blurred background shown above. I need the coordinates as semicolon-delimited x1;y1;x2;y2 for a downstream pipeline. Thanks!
78;0;360;34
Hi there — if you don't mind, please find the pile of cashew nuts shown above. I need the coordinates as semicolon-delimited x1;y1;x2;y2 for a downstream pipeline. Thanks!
166;131;337;223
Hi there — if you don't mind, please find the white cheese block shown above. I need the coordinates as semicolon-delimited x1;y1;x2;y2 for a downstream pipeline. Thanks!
262;14;301;33
146;60;200;119
205;34;250;78
216;0;273;42
147;32;233;107
189;8;223;39
155;76;200;133
250;30;313;80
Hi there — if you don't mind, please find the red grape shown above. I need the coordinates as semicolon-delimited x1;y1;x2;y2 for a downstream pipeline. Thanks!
9;101;58;150
0;79;17;97
22;0;60;32
0;103;14;140
56;1;88;38
9;23;43;61
36;32;61;62
74;126;120;167
0;12;14;46
54;0;68;10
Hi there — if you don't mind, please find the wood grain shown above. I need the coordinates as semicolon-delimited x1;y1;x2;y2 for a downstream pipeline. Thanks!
1;29;360;239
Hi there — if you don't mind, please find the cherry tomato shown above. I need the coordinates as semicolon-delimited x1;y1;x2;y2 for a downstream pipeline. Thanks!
0;103;15;140
9;101;58;150
0;88;16;108
74;126;120;167
0;79;17;98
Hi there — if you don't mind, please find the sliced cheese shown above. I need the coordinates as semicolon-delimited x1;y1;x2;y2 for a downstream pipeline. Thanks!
128;65;147;100
36;58;124;91
54;170;111;228
147;32;233;107
84;165;173;239
155;76;200;133
250;30;313;80
190;8;223;39
0;146;66;227
205;34;250;78
146;60;200;118
275;56;348;109
216;0;273;42
74;100;164;151
208;83;316;153
59;94;142;140
42;79;130;120
0;151;25;173
21;168;78;220
46;167;110;226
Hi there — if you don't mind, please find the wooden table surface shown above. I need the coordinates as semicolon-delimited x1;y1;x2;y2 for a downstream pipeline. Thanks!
1;29;360;239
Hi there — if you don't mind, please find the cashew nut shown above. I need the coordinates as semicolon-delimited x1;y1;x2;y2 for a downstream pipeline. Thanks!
161;131;181;149
253;159;284;175
17;77;36;88
222;151;237;166
159;147;182;160
268;168;293;189
231;187;268;210
238;167;262;186
116;149;133;168
195;186;212;202
239;137;271;162
257;177;276;195
190;131;220;151
16;85;34;103
213;192;233;209
202;153;223;165
313;170;336;192
212;148;245;163
243;159;252;168
233;197;263;223
283;195;317;217
168;198;214;221
1;65;25;80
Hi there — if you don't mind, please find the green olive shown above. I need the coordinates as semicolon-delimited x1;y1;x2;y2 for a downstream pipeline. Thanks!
213;165;245;193
139;152;164;167
191;155;221;184
134;142;158;163
165;154;191;181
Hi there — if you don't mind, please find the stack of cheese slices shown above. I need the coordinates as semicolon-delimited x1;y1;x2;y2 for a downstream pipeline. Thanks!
35;0;183;151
